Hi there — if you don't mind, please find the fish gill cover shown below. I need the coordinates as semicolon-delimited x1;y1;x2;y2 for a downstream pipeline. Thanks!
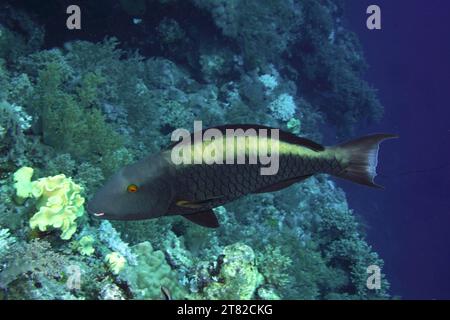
0;0;390;300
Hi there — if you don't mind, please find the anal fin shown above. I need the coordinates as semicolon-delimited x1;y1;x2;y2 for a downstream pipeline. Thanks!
253;175;313;194
183;210;220;228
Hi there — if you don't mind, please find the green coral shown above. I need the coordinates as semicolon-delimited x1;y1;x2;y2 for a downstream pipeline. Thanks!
120;241;185;299
256;245;293;292
286;117;301;135
76;72;105;108
77;235;95;256
45;153;77;177
203;243;263;300
34;62;124;172
158;98;195;131
289;242;346;300
13;167;85;240
8;73;34;106
75;162;105;196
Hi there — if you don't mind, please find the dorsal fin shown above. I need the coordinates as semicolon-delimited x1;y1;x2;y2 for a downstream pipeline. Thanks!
167;124;324;152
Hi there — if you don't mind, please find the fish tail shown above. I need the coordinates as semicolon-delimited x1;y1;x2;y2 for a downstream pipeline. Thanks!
332;134;398;188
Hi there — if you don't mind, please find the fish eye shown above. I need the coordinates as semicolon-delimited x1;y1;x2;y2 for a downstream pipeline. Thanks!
127;184;139;193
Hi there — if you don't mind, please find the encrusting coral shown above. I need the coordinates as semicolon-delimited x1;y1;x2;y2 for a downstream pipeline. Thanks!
203;243;263;300
120;241;186;299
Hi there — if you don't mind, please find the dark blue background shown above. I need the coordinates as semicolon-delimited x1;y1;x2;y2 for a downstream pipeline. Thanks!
339;0;450;299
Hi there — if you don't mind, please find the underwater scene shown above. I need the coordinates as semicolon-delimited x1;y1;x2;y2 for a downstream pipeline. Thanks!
0;0;448;301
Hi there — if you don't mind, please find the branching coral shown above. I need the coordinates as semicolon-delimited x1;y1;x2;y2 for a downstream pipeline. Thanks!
268;93;297;122
256;245;293;292
0;228;15;260
98;221;137;265
34;62;124;170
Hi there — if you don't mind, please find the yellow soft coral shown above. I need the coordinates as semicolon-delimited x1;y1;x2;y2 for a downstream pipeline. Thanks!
105;252;126;274
77;235;95;256
13;166;34;204
13;167;85;240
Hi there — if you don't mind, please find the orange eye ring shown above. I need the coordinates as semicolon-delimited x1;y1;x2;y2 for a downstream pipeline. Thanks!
127;184;138;193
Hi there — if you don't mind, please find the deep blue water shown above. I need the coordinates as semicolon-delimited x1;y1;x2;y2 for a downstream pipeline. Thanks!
340;0;450;299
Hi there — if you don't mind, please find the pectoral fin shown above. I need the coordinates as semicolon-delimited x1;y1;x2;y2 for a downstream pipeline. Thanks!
183;210;219;228
176;200;202;209
176;196;223;209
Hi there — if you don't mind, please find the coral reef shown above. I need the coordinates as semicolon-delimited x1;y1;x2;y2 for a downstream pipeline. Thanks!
0;0;390;300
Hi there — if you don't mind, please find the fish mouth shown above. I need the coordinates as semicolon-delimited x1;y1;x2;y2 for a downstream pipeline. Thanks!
87;203;106;218
93;212;105;217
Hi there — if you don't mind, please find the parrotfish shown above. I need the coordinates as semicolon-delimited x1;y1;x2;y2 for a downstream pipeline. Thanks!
87;125;396;228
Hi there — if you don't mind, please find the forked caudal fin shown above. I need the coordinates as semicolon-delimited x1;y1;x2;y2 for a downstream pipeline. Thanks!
334;134;398;188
